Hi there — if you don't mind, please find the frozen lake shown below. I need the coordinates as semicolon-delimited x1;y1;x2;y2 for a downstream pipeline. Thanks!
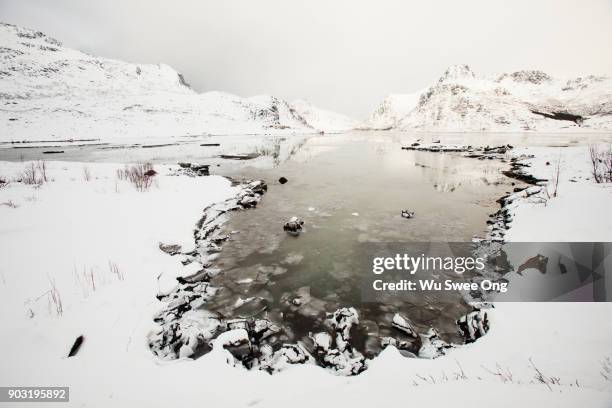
205;134;516;358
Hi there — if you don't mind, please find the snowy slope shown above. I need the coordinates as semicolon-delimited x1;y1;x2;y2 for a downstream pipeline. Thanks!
291;99;358;133
0;23;354;142
359;92;422;130
365;64;612;132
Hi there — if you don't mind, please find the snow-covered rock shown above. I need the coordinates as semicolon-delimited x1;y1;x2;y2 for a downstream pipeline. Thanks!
365;64;612;132
283;216;304;236
417;328;452;359
457;309;490;343
391;313;418;338
0;23;352;141
290;99;358;133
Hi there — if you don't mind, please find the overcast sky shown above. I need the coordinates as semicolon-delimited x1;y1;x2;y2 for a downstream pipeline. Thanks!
1;0;612;118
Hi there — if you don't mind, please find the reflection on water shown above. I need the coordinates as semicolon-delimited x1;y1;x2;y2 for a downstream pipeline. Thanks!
207;134;516;358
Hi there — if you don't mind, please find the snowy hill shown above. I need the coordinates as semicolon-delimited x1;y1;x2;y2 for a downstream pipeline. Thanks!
364;64;612;132
358;93;422;130
0;23;353;142
290;99;357;133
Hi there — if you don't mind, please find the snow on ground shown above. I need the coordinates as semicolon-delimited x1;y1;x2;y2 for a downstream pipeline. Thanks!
1;141;611;407
504;144;612;241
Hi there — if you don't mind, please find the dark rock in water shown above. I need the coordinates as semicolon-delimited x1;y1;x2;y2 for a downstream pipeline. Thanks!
238;193;259;208
251;319;281;342
159;242;182;256
411;142;420;147
401;210;415;219
234;181;267;209
43;150;64;154
283;217;304;236
200;143;220;147
233;297;269;318
248;180;267;195
68;335;84;357
546;161;550;166
178;162;191;168
191;164;210;176
278;177;288;184
218;153;260;160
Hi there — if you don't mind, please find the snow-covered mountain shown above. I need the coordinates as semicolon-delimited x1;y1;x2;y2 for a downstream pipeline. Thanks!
0;23;350;142
363;64;612;132
357;93;422;130
290;99;357;133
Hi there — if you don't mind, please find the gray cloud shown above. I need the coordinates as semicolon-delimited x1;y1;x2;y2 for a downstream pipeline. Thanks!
1;0;611;118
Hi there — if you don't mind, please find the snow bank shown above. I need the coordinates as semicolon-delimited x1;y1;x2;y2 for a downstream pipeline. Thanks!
504;144;612;241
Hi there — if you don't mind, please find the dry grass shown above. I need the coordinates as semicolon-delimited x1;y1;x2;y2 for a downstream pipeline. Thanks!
0;175;8;189
48;277;63;317
547;154;562;198
589;144;612;183
529;357;561;391
602;356;612;382
117;163;155;191
109;261;124;281
21;161;48;185
482;362;514;383
0;200;19;208
82;166;92;181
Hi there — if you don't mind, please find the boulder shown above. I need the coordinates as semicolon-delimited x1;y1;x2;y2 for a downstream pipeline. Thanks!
391;313;418;338
457;309;489;343
159;242;182;256
401;210;415;219
283;217;304;236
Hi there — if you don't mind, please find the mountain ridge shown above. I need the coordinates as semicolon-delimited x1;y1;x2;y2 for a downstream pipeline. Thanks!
0;23;354;141
363;64;612;132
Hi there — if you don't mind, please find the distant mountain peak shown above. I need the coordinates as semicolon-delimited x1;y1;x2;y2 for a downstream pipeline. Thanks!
363;66;612;132
290;99;357;133
438;64;475;83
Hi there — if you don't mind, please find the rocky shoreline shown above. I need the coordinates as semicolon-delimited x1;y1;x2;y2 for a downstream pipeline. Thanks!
147;147;545;375
401;142;553;338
